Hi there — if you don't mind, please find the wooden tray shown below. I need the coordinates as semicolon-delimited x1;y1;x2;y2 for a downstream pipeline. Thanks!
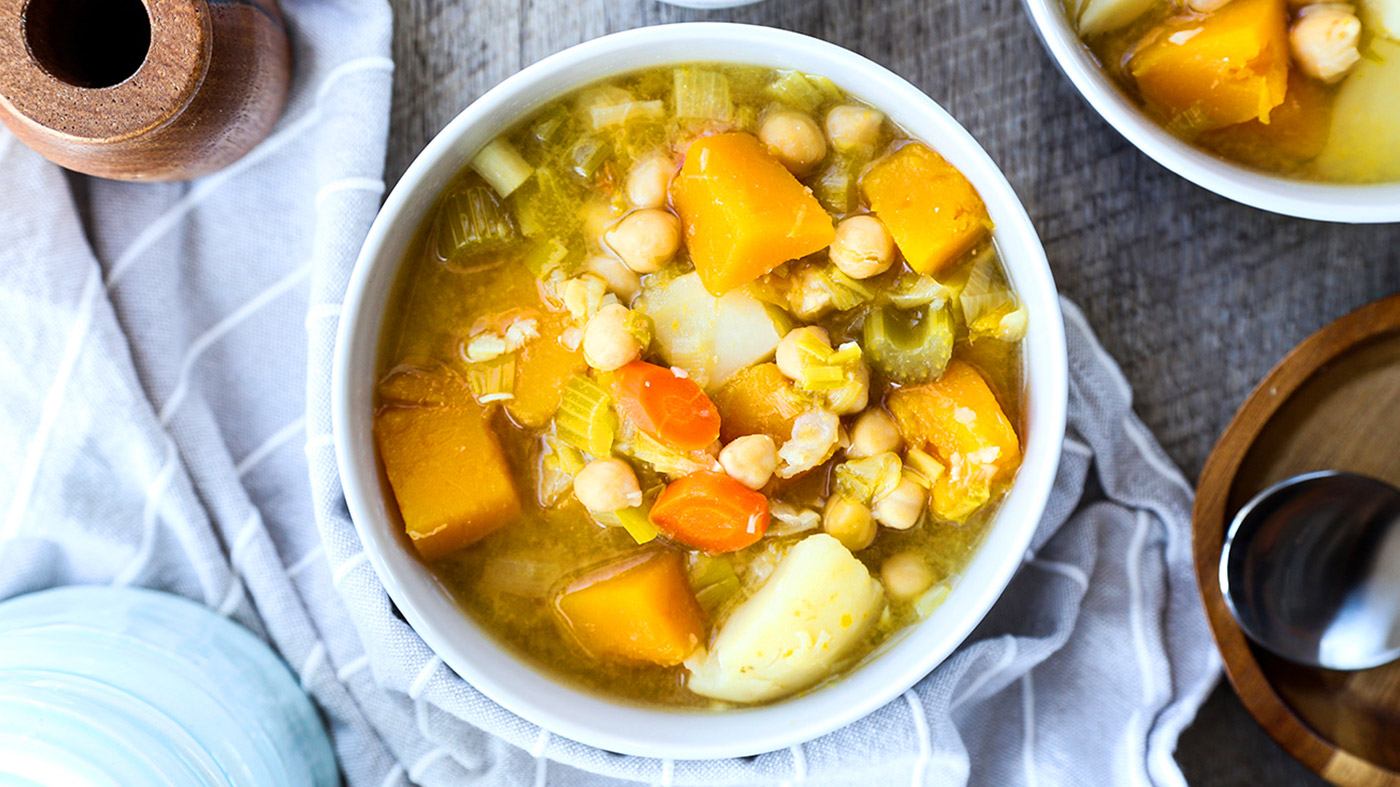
1194;294;1400;787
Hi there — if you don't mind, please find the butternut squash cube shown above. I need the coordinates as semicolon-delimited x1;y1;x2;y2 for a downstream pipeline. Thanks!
375;367;521;560
860;144;992;276
507;311;588;428
887;360;1021;522
1197;71;1334;170
555;550;706;666
671;132;835;295
1128;0;1289;131
711;363;809;444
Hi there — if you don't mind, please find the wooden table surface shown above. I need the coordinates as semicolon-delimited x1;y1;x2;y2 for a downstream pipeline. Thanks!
385;0;1400;782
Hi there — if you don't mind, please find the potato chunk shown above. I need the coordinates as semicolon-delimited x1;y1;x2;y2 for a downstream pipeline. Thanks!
375;367;521;560
685;534;885;703
860;143;992;276
887;360;1021;523
1128;0;1289;131
555;550;706;666
671;132;835;296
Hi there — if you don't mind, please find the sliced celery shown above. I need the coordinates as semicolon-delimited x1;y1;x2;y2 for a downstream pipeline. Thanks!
695;576;742;612
626;429;716;478
960;251;1024;342
914;582;951;619
471;138;534;197
688;555;741;612
565;135;612;181
528;106;573;148
623;309;653;351
862;305;955;384
435;185;519;263
465;354;516;404
616;505;659;544
673;68;732;121
512;166;584;241
554;376;616;457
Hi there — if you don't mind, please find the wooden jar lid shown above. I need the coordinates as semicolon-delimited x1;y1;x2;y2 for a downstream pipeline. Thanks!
0;0;289;181
1194;295;1400;786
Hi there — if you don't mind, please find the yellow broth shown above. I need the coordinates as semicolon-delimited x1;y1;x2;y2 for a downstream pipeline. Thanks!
377;64;1026;708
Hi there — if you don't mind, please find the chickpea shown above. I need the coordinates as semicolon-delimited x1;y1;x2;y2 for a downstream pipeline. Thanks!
582;255;641;302
758;110;827;173
1186;0;1232;11
881;552;935;601
626;154;674;209
775;326;831;381
825;105;885;153
824;496;876;552
826;361;870;415
848;409;902;458
573;458;642;512
719;434;779;490
829;215;896;280
872;477;926;530
582;303;642;371
1290;4;1362;84
604;209;681;273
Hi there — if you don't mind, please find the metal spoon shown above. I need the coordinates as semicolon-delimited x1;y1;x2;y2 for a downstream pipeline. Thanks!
1220;470;1400;671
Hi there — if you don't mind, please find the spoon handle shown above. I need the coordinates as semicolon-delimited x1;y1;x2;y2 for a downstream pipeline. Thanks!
0;0;291;181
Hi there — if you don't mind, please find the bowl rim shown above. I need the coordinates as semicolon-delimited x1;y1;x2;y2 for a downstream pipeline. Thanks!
333;21;1069;760
1018;0;1400;223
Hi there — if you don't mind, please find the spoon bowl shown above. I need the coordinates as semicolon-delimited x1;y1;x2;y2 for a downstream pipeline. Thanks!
1221;471;1400;671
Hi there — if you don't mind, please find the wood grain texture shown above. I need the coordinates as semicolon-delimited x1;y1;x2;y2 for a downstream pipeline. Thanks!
0;0;290;181
1195;296;1400;786
385;1;1400;783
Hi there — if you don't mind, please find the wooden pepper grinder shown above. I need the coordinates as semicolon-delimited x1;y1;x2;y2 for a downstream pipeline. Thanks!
0;0;291;181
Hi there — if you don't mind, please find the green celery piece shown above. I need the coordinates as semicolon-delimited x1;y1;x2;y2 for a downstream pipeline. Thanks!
862;305;954;384
435;185;519;262
694;575;742;612
555;376;616;457
615;506;659;544
566;134;612;181
673;68;732;121
835;452;902;504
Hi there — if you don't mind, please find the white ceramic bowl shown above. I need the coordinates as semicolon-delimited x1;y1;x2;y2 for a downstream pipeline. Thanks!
1020;0;1400;222
333;23;1068;759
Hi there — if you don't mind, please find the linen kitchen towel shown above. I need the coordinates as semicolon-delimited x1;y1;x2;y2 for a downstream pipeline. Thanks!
0;4;1218;784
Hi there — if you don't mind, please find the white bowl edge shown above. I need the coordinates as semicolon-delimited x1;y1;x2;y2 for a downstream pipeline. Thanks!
1019;0;1400;223
333;22;1069;760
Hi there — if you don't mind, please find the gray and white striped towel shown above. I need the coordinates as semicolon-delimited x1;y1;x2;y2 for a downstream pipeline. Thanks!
0;3;1219;784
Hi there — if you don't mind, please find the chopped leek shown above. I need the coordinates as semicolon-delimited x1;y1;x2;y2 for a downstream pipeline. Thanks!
435;185;519;263
513;166;584;240
472;138;534;197
688;554;742;613
623;309;653;352
673;68;732;121
834;452;903;505
566;134;613;181
528;106;573;148
555;376;616;457
538;435;585;507
960;252;1025;342
768;502;822;536
625;428;718;478
766;70;826;112
824;267;874;311
862;305;954;384
883;272;952;310
590;100;665;129
904;447;946;489
464;354;516;404
811;157;856;214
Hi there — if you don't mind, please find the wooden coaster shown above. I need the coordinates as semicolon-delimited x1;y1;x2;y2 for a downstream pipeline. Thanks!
1195;294;1400;786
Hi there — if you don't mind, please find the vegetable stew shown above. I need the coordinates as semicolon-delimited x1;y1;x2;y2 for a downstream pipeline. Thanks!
375;64;1029;708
